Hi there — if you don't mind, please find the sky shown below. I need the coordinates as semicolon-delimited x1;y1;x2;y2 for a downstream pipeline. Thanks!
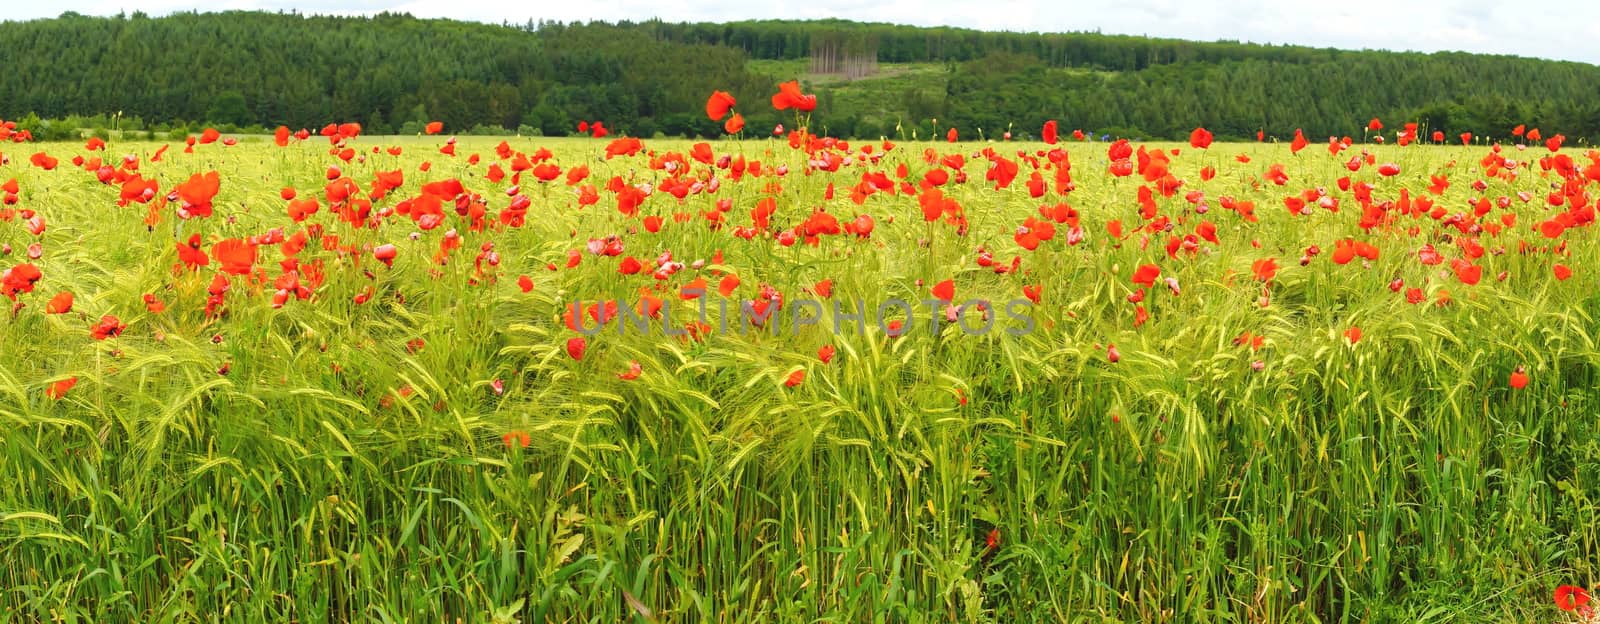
7;0;1600;65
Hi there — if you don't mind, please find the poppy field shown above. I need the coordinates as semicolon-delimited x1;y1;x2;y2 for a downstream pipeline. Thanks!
1;105;1599;622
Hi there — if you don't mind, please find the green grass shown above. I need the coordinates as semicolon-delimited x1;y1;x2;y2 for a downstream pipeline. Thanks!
0;134;1595;622
747;59;950;87
749;59;950;128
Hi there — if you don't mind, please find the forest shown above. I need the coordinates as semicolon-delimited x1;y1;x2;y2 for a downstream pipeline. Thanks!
1;11;1596;141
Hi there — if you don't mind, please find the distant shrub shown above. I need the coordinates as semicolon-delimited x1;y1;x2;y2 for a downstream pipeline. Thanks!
1098;126;1146;140
34;120;80;142
466;124;513;136
631;119;659;139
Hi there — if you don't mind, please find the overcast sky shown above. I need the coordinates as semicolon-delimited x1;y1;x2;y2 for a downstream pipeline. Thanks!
7;0;1600;65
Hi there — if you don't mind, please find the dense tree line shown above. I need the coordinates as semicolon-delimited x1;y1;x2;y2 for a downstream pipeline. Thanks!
0;11;1595;141
938;52;1600;142
0;11;772;138
637;18;1600;141
631;18;1369;69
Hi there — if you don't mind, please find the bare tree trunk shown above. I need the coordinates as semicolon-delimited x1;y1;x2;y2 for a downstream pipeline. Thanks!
810;32;878;80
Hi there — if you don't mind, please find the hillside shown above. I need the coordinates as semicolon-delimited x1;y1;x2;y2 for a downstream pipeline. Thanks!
0;12;1596;141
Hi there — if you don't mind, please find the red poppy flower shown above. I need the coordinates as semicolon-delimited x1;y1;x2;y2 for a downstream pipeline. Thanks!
1252;258;1279;281
46;377;77;400
30;152;58;170
770;80;816;112
1451;259;1482;285
374;244;398;268
705;90;736;121
1022;284;1042;304
1132;264;1160;288
213;239;257;276
813;279;833;298
176;234;210;270
174;171;221;219
1290;129;1309;154
718;274;740;297
617;360;642;380
1510;367;1529;390
46;291;72;314
1;262;42;299
90;315;125;340
1554;585;1590;611
604;137;643;159
503;430;531;449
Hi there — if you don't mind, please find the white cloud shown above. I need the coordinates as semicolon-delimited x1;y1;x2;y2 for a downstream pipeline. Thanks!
8;0;1599;64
